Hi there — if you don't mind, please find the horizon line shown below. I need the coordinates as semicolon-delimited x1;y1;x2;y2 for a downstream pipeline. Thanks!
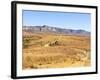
23;25;90;32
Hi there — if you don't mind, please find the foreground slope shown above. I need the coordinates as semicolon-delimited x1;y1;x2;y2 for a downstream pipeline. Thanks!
22;30;90;69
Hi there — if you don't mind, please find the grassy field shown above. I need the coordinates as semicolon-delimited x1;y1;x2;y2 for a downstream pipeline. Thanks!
22;32;91;69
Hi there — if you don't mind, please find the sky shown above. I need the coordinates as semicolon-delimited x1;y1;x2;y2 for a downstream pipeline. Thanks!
23;10;91;32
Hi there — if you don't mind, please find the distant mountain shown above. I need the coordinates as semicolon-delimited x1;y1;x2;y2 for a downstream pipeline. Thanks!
23;25;90;36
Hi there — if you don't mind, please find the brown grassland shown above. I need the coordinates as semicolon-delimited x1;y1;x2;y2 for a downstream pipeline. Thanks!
22;32;91;69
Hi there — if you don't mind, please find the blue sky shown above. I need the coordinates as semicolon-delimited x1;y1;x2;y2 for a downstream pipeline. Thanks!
23;10;91;32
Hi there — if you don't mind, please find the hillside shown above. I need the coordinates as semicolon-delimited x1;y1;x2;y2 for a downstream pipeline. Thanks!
22;26;91;69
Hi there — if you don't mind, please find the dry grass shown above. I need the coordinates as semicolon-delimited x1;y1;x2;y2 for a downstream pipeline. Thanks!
22;32;91;69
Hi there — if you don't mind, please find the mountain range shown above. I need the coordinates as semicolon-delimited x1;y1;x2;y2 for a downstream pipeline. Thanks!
23;25;90;36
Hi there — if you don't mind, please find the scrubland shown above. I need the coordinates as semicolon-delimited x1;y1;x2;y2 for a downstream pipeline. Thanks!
22;32;91;69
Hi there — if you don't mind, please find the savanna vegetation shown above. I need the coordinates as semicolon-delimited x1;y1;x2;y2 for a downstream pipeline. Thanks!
22;32;91;69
